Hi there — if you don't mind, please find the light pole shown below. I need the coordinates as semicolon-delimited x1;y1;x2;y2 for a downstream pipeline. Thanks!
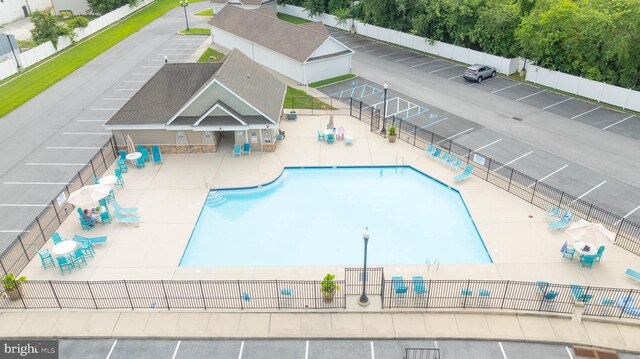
350;0;355;34
5;35;20;69
380;82;388;136
359;227;370;306
180;0;190;31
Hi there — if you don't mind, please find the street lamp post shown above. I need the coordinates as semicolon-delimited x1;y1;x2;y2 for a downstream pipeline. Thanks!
180;0;190;31
380;82;388;136
5;35;20;69
350;0;355;34
359;227;370;306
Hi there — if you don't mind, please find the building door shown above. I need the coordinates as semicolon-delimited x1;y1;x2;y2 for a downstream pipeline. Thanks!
22;6;29;17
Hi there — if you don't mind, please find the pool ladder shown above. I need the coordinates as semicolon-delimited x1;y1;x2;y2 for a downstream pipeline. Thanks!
395;156;406;173
426;258;440;271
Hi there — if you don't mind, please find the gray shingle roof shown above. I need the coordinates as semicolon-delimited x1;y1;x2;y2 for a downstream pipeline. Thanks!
105;50;285;127
210;6;333;63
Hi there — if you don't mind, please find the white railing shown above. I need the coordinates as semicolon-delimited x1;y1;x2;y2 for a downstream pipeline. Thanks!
0;0;155;82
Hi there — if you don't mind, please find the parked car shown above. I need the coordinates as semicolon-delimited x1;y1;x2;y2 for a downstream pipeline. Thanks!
463;64;496;83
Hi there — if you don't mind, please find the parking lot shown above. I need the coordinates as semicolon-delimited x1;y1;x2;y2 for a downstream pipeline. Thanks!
54;338;639;359
330;29;639;140
321;77;640;224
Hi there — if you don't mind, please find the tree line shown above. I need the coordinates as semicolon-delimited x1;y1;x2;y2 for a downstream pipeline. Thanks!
280;0;639;90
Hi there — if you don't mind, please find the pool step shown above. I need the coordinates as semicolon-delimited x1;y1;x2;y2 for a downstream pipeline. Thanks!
206;197;227;208
206;192;227;207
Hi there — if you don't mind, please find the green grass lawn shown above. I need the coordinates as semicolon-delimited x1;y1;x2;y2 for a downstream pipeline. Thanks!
195;8;213;16
0;0;204;119
178;28;210;35
276;13;310;24
309;74;357;88
197;48;225;62
283;86;331;109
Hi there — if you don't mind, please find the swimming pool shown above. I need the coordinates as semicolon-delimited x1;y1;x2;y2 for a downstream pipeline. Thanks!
180;167;491;266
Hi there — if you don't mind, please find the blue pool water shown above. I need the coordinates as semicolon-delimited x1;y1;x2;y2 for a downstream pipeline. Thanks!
180;167;491;266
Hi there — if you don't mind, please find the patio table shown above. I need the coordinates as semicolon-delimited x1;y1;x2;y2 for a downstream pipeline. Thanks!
52;241;77;257
125;152;142;163
574;241;599;256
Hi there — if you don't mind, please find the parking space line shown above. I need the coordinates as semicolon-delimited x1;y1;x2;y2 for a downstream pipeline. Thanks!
438;128;474;143
305;341;309;359
411;59;439;68
543;98;571;110
434;341;438;348
0;204;50;207
462;139;502;156
171;341;181;359
46;146;102;149
516;90;546;101
528;165;568;187
379;51;404;58
499;342;508;359
575;180;606;200
411;117;449;133
566;346;574;359
63;132;111;135
603;115;634;130
449;74;463;79
4;182;69;185
132;73;154;75
371;341;375;359
395;56;418;63
26;162;85;166
90;108;119;111
106;340;117;359
123;80;146;83
429;64;458;74
238;341;244;359
492;83;520;94
0;230;30;233
493;151;533;171
77;119;107;122
114;89;139;91
571;106;601;120
141;66;162;68
623;205;640;218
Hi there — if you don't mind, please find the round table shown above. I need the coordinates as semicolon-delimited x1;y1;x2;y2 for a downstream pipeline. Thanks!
99;175;118;186
52;241;78;256
574;241;599;256
126;152;142;162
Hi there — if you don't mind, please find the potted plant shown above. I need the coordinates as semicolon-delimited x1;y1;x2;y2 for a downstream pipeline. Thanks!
387;125;397;143
321;273;340;301
2;274;27;301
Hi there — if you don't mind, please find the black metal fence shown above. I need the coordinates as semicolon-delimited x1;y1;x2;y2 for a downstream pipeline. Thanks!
344;267;384;296
349;97;640;256
0;137;118;278
283;96;343;115
405;348;440;359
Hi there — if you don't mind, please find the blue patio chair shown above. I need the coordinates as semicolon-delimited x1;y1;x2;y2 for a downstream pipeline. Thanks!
78;239;95;258
118;158;128;173
412;276;427;294
625;268;640;284
79;217;93;231
280;288;292;296
431;147;441;158
114;209;140;224
317;130;325;141
546;207;560;219
233;144;242;157
73;234;108;245
243;143;251;156
454;164;473;182
37;249;55;269
151;146;162;163
51;232;66;244
70;248;87;267
242;292;251;302
118;150;127;160
92;175;100;184
570;284;593;303
113;200;137;214
100;211;112;224
479;289;491;297
56;256;74;275
594;246;605;262
460;288;473;297
391;276;407;294
114;168;125;188
326;133;335;144
108;188;115;203
543;291;559;300
137;145;150;162
580;255;596;269
425;144;435;155
136;157;145;168
561;241;575;260
98;198;109;209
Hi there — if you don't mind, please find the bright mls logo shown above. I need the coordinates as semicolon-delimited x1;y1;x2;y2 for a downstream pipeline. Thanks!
0;340;57;358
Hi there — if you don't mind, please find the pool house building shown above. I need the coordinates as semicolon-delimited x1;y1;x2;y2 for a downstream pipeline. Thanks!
104;49;286;153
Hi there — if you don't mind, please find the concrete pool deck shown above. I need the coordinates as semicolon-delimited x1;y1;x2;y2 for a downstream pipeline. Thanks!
20;109;640;290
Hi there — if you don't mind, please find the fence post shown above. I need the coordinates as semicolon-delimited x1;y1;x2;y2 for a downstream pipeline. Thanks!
447;140;452;153
586;204;593;221
87;282;98;309
275;280;281;309
500;281;509;309
349;97;353;117
431;131;434;144
161;280;170;310
49;280;62;309
413;125;416;146
466;149;471;164
619;289;633;319
485;158;492;181
78;171;84;186
100;148;107;172
237;280;244;310
110;136;117;158
199;280;206;310
531;181;538;203
359;101;362;121
507;168;514;192
425;280;431;309
558;192;565;208
90;159;96;180
36;217;46;240
16;234;29;261
462;280;470;308
123;280;134;309
51;200;61;224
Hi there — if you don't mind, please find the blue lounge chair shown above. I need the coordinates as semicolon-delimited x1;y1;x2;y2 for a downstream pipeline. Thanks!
546;207;560;219
460;288;473;297
37;249;55;269
317;131;325;141
51;232;65;244
594;246;605;262
243;143;251;156
454;164;473;182
74;237;95;257
449;157;462;170
431;148;441;158
426;144;435;155
73;234;108;245
136;157;145;168
580;255;596;269
391;276;407;294
113;200;137;214
548;217;572;231
137;145;150;162
56;256;74;275
151;146;162;163
561;241;575;260
114;209;140;224
232;144;242;157
479;289;491;297
625;268;640;284
412;276;427;294
617;295;640;317
570;284;593;303
445;155;456;167
326;133;335;144
438;152;450;163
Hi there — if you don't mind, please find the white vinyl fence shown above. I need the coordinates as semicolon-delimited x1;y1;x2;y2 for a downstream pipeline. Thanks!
0;0;154;82
525;65;640;112
278;5;520;75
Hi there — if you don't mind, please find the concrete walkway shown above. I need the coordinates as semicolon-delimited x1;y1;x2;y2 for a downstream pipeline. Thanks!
1;304;640;353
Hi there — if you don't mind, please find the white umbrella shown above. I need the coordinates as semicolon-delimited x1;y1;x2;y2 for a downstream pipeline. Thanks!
566;219;616;246
126;135;136;154
67;184;111;207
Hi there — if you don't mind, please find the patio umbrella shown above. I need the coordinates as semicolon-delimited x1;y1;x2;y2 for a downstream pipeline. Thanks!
126;135;136;154
566;219;616;246
67;184;111;207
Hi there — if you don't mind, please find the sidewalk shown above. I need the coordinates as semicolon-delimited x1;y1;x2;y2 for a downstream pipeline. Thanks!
1;306;639;353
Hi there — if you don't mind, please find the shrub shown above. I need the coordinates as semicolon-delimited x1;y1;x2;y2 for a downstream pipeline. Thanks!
67;16;89;29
